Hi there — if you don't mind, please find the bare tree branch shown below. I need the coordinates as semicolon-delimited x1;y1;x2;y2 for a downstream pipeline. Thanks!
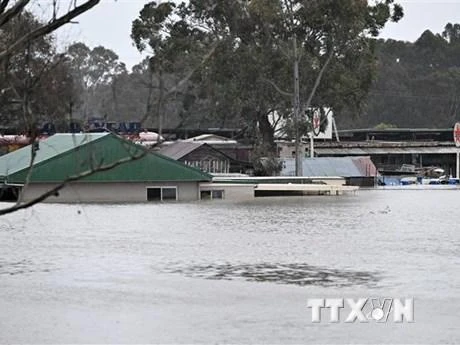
0;0;101;61
165;42;219;97
261;77;292;98
304;48;334;111
0;143;150;216
0;0;29;27
0;0;11;16
138;41;220;126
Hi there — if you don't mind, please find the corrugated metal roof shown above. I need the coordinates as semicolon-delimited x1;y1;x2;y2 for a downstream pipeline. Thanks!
351;156;379;176
158;141;205;160
0;133;107;177
338;128;452;133
184;133;238;144
315;147;458;155
0;133;212;184
186;134;234;141
281;157;377;177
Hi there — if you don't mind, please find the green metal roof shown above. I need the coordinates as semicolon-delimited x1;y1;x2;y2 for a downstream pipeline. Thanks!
0;133;107;177
0;133;212;184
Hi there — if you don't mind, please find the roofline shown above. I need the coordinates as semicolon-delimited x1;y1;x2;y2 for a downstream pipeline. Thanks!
4;179;211;184
7;133;110;178
151;151;213;180
6;133;212;183
157;141;207;160
113;135;212;180
339;128;454;133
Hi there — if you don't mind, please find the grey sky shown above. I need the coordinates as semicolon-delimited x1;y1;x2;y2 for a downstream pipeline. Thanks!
59;0;460;70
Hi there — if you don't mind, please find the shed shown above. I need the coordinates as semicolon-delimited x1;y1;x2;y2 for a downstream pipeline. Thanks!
280;156;378;187
158;141;232;174
0;133;212;203
158;141;252;174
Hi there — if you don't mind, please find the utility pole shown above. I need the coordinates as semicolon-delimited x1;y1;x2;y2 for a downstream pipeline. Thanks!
293;36;303;176
309;131;314;158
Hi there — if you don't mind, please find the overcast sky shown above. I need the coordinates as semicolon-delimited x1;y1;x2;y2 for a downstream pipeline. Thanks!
58;0;460;70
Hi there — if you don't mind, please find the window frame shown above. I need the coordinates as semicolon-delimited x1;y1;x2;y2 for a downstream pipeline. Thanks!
146;186;178;201
200;189;225;200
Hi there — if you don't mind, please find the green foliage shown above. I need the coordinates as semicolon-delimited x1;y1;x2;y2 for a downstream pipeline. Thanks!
131;1;177;53
0;12;74;131
67;42;127;120
128;1;402;165
338;22;460;129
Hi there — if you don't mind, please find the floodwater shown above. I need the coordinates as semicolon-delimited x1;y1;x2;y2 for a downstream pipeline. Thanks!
0;190;459;343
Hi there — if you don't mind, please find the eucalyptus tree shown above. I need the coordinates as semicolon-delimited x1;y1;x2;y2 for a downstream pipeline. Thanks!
0;0;101;133
351;23;460;129
0;11;75;131
131;0;402;174
67;42;127;120
131;1;220;139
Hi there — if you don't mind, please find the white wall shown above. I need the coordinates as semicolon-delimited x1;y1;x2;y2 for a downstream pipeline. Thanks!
199;183;255;201
21;182;200;203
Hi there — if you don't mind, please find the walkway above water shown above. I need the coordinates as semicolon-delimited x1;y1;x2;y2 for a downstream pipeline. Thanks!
212;175;357;197
255;183;358;196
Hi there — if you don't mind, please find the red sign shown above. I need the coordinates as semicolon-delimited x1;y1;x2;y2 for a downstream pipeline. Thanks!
454;122;460;147
312;111;321;135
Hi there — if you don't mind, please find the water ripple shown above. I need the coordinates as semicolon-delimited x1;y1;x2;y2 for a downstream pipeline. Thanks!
0;259;53;276
164;262;379;287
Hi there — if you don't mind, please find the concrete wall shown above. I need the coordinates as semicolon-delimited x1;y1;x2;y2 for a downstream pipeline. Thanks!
277;142;307;159
199;183;255;201
21;181;200;203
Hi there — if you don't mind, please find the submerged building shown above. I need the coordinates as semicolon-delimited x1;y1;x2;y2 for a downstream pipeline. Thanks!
280;156;378;187
157;140;252;174
314;128;459;176
0;133;213;203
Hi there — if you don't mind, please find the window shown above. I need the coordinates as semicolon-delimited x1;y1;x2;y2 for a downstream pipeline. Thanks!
147;188;161;201
147;187;177;201
162;188;177;200
200;189;224;200
200;190;212;200
211;190;224;199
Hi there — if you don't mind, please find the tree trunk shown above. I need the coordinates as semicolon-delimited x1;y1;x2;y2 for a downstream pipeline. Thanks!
157;69;164;143
257;110;276;155
111;78;120;122
252;110;280;176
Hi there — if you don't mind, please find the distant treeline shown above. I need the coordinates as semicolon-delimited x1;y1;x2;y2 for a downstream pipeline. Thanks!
337;23;460;129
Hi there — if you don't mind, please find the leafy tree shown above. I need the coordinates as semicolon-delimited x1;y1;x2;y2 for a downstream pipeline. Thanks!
341;22;460;129
0;0;101;134
0;0;100;60
67;42;127;121
0;11;75;131
443;23;460;44
131;1;220;139
131;0;402;170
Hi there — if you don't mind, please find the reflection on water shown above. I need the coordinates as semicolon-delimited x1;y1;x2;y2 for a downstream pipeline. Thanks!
0;259;53;276
165;262;378;287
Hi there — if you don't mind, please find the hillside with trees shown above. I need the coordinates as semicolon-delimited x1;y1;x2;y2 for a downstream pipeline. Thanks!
337;23;460;129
